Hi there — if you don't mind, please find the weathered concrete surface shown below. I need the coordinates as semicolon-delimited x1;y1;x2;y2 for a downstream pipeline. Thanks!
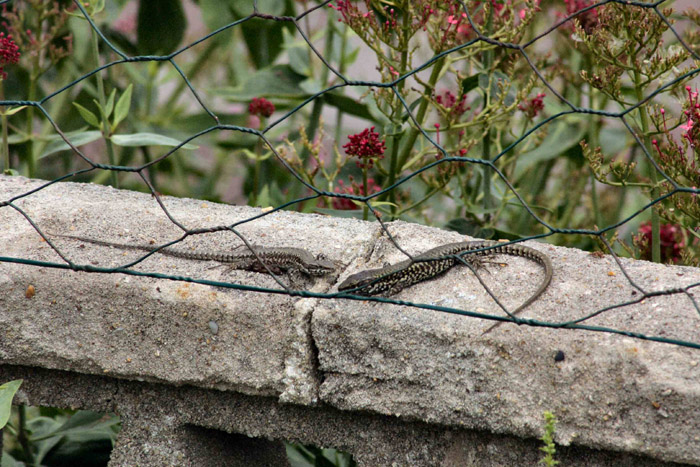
0;365;689;467
1;175;700;465
316;223;700;465
0;175;366;405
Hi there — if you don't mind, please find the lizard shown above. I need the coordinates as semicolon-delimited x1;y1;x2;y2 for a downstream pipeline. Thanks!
337;240;552;333
49;233;337;278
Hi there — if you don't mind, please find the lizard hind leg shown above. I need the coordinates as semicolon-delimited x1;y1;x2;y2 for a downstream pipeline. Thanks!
286;269;307;290
454;254;489;274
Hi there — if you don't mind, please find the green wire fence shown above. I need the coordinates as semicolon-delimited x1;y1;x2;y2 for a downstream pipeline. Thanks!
0;0;699;348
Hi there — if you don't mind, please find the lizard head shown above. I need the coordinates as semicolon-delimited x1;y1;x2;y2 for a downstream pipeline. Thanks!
337;268;388;296
306;255;338;276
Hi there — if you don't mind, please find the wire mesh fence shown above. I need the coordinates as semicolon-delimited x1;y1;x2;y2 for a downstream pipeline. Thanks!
0;0;699;348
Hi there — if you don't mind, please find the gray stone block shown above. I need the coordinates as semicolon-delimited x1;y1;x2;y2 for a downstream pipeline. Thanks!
1;175;699;465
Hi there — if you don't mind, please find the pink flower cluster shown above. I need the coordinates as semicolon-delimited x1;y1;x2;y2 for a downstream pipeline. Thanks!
563;0;599;33
680;86;699;147
0;32;20;80
328;1;372;24
435;89;469;117
332;177;381;210
343;126;386;169
636;221;685;264
518;92;546;118
652;86;700;169
442;4;472;44
248;97;275;118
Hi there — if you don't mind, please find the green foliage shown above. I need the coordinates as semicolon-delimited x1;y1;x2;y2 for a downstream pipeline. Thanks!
2;406;120;466
137;0;186;55
286;442;356;467
539;411;559;467
0;380;22;430
0;1;698;258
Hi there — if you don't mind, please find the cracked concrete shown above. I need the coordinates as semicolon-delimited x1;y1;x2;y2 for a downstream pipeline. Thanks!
1;175;699;465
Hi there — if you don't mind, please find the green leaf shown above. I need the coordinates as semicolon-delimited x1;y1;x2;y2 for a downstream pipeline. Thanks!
72;102;100;128
0;105;27;117
168;112;249;133
39;131;103;159
1;451;23;466
478;71;515;106
444;218;487;237
48;410;106;435
198;0;234;31
111;132;198;149
492;228;535;241
104;88;116;120
213;64;307;101
32;419;67;464
599;126;630;156
299;78;321;95
513;119;587;180
400;97;423;122
367;200;397;208
478;73;490;91
240;149;273;161
256;184;271;207
341;45;359;67
461;74;481;94
230;0;296;68
7;133;29;144
30;410;121;443
323;92;374;122
230;0;286;16
137;0;186;55
0;379;22;429
113;84;133;129
30;411;120;465
283;28;311;77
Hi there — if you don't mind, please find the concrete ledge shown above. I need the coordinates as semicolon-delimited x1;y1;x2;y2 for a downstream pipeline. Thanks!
1;175;699;465
0;365;689;467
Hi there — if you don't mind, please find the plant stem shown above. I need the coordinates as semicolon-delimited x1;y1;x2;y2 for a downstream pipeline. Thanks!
480;5;495;220
387;18;434;218
1;83;9;172
24;81;37;177
391;57;445;201
90;24;118;187
17;405;33;464
252;143;262;206
634;70;660;263
362;164;369;221
585;57;605;231
334;23;349;143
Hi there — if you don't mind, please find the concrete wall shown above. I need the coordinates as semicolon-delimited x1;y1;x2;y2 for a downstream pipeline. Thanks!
1;175;699;466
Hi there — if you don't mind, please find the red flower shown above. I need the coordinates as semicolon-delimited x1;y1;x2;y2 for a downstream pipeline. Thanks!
332;177;381;210
636;221;685;264
328;1;373;24
435;89;469;118
343;126;386;169
0;32;20;80
563;0;599;33
248;97;275;118
518;93;546;118
681;86;699;147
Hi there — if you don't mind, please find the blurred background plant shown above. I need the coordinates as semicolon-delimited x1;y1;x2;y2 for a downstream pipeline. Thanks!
1;0;697;264
1;402;119;466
